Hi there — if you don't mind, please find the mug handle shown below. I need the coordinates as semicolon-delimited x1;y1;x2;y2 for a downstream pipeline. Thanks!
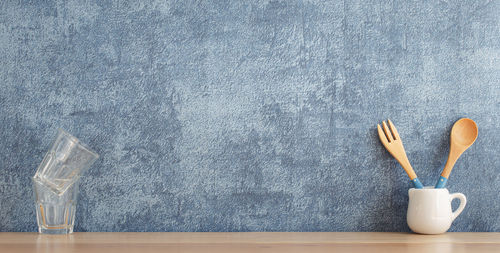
450;193;467;221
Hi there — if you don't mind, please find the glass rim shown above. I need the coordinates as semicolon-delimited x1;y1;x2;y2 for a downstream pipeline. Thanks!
56;128;99;159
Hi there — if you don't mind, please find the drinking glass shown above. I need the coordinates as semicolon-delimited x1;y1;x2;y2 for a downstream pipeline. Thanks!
32;177;79;234
33;129;98;195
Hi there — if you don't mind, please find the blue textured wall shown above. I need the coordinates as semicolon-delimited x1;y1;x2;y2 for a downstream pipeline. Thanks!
0;0;499;232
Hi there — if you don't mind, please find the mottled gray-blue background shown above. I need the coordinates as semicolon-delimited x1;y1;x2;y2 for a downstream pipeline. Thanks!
0;0;499;232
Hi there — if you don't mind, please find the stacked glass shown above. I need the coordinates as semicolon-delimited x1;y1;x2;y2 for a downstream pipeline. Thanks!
32;129;99;234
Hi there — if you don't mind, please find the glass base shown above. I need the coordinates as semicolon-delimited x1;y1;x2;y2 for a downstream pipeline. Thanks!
38;226;74;234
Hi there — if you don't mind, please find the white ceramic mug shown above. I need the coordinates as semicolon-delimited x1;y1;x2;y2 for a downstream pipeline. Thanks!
407;187;466;234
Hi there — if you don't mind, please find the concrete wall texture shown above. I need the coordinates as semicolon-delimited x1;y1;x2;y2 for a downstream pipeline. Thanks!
0;0;499;232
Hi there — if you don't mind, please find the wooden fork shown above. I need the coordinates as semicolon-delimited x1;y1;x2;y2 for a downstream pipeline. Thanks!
377;119;424;188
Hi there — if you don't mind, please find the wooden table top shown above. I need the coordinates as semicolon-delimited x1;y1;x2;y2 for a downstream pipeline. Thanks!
1;232;499;253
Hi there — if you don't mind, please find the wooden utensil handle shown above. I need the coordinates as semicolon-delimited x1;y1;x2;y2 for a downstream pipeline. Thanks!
397;157;423;188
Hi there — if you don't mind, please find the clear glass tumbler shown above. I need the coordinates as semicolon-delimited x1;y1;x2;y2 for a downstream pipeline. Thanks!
32;177;79;234
33;129;99;195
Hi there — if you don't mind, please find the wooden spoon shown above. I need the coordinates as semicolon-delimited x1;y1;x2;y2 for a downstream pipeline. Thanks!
435;118;478;188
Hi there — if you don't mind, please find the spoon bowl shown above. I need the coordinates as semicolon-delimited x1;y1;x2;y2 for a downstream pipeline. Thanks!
435;118;478;188
451;118;478;147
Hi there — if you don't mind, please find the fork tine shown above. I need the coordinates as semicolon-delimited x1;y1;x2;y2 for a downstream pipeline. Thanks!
387;119;400;140
382;121;394;142
377;124;388;145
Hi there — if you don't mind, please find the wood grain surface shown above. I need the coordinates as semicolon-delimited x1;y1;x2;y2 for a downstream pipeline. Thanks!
1;232;499;253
